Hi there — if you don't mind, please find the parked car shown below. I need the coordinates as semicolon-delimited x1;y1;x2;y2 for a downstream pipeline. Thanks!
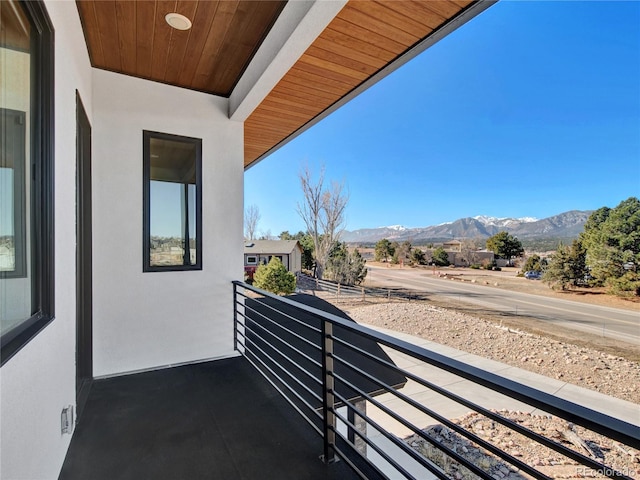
524;270;542;280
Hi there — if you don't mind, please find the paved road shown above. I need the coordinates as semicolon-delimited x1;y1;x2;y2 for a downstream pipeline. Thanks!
366;265;640;346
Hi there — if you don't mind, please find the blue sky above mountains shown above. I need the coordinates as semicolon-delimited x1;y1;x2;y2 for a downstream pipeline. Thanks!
245;1;640;237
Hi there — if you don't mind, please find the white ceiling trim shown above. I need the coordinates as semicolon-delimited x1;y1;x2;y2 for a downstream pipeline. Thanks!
228;0;347;122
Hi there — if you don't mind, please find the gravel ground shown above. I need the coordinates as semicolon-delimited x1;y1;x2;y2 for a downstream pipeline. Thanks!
330;299;640;479
342;302;640;404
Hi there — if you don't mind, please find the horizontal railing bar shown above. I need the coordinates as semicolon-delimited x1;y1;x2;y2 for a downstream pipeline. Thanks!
233;281;638;480
240;310;323;371
243;333;323;405
238;301;322;353
235;288;322;335
242;351;324;438
331;411;419;480
332;377;502;480
233;281;638;445
331;346;631;478
322;317;638;447
331;393;447;480
331;345;557;475
239;313;320;363
239;324;323;395
333;356;548;479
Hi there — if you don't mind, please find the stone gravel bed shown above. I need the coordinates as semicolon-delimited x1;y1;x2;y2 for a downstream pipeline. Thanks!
340;301;640;479
343;302;640;404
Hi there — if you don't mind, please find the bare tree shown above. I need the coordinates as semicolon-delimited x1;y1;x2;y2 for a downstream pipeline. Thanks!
460;237;482;266
297;165;348;279
244;204;260;241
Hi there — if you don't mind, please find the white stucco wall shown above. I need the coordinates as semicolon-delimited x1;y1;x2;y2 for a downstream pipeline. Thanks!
92;70;244;377
0;1;93;478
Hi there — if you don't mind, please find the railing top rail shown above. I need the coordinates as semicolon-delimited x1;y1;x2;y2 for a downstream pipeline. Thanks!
232;280;639;446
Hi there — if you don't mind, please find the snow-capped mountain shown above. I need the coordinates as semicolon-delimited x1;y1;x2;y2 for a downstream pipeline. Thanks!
473;216;538;228
380;225;408;231
342;210;592;243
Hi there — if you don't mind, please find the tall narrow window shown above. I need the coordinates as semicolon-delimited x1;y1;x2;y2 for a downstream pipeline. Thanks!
143;131;202;272
1;0;55;365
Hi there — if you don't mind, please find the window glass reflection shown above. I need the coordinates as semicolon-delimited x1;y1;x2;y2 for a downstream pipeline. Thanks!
1;0;32;335
144;132;202;271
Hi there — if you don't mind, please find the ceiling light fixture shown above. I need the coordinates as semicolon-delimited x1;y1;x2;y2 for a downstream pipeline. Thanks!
165;13;192;31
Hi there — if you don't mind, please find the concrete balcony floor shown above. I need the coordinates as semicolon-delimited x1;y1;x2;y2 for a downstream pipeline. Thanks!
59;357;359;480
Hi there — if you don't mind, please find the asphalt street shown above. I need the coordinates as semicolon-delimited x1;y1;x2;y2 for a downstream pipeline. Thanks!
366;265;640;346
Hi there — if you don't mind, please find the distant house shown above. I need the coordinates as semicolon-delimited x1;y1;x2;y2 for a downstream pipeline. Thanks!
244;240;303;279
443;240;462;252
434;240;495;267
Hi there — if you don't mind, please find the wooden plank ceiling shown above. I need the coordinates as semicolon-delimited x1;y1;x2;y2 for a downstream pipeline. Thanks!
74;0;476;169
244;0;474;168
75;0;285;97
1;0;30;51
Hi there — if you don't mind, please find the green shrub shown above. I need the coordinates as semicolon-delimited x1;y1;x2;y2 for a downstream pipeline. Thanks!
431;247;450;266
253;258;296;295
606;271;640;297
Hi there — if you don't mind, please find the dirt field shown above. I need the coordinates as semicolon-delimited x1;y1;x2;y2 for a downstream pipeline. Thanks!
349;263;640;362
365;262;639;311
302;264;640;478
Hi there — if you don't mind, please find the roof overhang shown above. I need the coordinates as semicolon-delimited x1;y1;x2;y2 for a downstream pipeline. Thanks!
242;0;496;169
75;0;496;170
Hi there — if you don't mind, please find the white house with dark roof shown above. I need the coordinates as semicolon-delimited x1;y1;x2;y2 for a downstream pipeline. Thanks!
244;240;303;279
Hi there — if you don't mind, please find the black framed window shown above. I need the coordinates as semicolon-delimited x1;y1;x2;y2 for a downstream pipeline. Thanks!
1;0;55;365
143;131;202;272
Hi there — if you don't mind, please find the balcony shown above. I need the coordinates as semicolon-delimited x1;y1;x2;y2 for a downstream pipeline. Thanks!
60;282;639;480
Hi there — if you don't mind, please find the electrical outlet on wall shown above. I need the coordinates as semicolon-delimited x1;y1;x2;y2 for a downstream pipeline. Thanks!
61;405;74;435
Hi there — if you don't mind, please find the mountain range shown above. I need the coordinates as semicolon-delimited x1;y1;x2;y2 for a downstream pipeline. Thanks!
342;210;592;244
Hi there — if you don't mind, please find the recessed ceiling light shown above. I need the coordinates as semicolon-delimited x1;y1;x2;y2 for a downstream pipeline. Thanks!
165;13;192;31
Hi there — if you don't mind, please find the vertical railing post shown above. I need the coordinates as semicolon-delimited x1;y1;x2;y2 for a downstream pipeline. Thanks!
321;318;336;463
233;282;238;352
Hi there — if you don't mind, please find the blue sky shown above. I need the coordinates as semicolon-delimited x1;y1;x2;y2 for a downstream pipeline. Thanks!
245;1;640;237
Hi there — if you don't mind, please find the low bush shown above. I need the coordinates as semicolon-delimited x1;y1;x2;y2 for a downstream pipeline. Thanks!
253;258;296;295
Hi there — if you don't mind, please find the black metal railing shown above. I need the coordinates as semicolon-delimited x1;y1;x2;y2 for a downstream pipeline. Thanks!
232;281;639;480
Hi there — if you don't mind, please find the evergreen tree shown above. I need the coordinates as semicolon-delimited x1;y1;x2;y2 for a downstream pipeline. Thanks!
326;243;368;285
374;239;393;262
253;257;296;295
543;240;587;290
431;247;450;266
410;248;427;265
580;197;640;285
522;254;546;273
486;231;524;266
